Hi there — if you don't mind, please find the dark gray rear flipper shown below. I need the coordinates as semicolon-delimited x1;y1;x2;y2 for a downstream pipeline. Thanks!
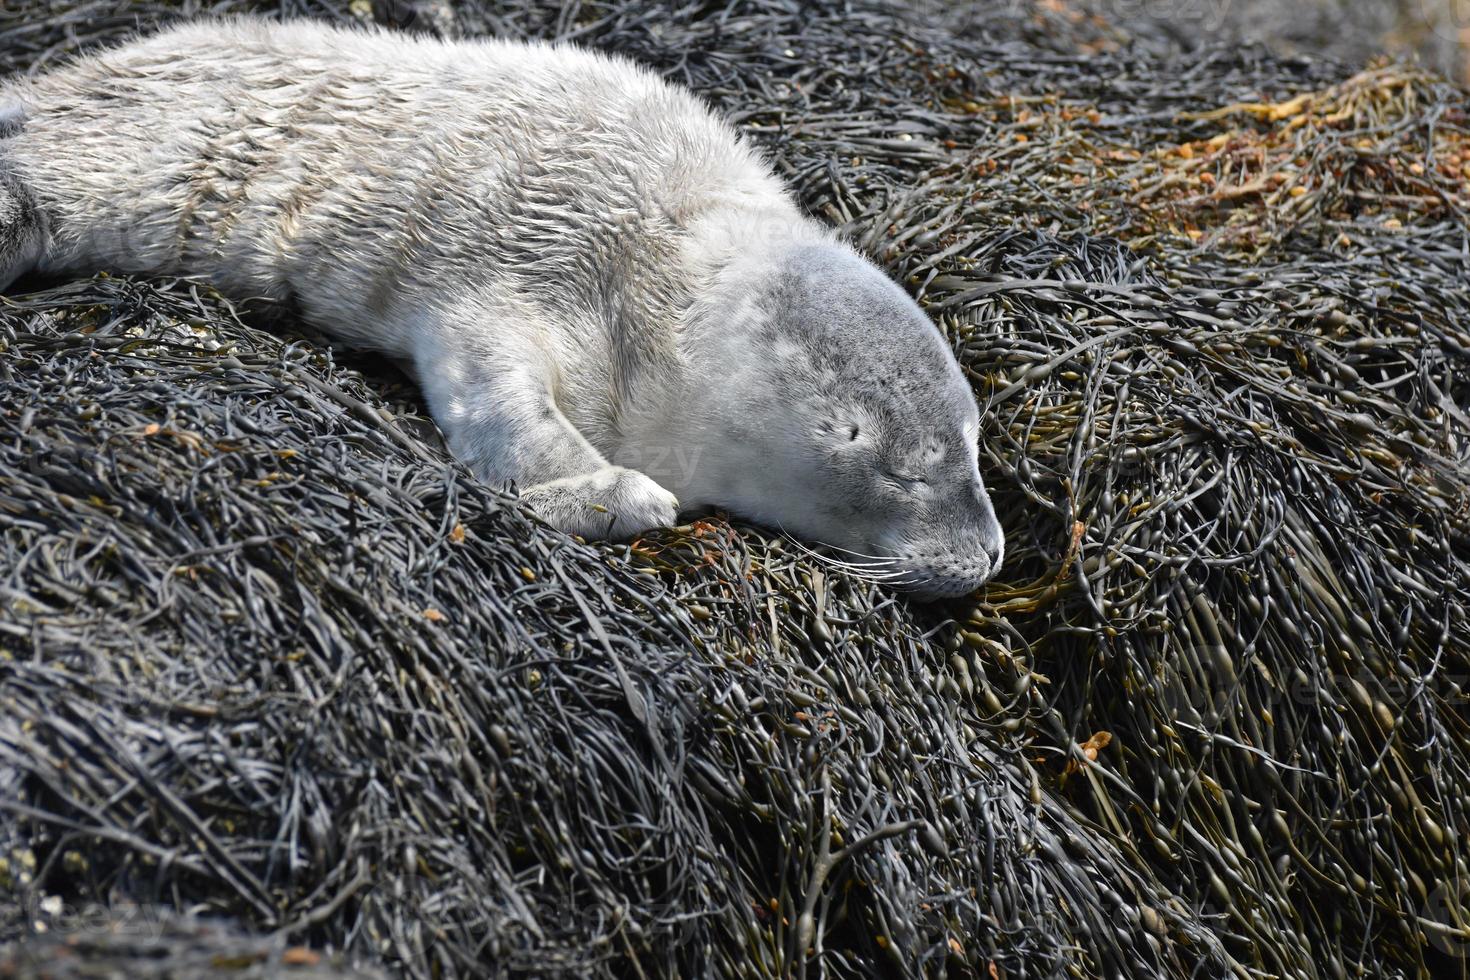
1;101;47;292
0;168;45;292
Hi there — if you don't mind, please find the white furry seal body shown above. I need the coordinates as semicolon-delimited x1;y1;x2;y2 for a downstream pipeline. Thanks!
0;19;1004;597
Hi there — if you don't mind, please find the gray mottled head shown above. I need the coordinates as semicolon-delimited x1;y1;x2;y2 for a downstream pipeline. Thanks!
675;242;1004;599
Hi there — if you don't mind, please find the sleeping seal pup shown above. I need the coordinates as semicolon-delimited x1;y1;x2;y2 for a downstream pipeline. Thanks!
0;19;1004;597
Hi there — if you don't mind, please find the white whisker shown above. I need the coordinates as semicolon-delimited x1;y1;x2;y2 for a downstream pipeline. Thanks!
812;541;908;563
771;529;926;588
780;533;899;568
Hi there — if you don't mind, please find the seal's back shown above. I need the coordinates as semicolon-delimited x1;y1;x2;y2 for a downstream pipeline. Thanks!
0;19;789;353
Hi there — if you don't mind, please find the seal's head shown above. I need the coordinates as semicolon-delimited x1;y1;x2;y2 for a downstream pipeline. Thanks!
674;242;1004;599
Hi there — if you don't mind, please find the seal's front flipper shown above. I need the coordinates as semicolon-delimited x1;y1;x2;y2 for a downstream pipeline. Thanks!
0;170;46;293
412;324;678;540
518;465;679;541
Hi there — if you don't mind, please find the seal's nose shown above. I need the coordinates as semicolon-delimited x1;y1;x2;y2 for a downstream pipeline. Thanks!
976;498;1004;575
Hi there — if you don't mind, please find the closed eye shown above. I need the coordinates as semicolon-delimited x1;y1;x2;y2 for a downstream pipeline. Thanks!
884;471;927;488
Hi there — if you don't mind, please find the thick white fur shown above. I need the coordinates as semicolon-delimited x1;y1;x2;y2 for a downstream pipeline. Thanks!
0;19;1005;596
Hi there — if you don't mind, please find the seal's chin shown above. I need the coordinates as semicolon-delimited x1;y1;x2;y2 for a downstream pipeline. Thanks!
890;562;996;601
844;547;1002;602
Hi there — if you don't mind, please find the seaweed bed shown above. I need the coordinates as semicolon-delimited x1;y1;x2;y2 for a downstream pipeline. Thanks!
2;1;1469;978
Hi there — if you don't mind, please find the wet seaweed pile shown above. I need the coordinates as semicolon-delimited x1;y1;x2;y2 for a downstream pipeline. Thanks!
2;1;1469;978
